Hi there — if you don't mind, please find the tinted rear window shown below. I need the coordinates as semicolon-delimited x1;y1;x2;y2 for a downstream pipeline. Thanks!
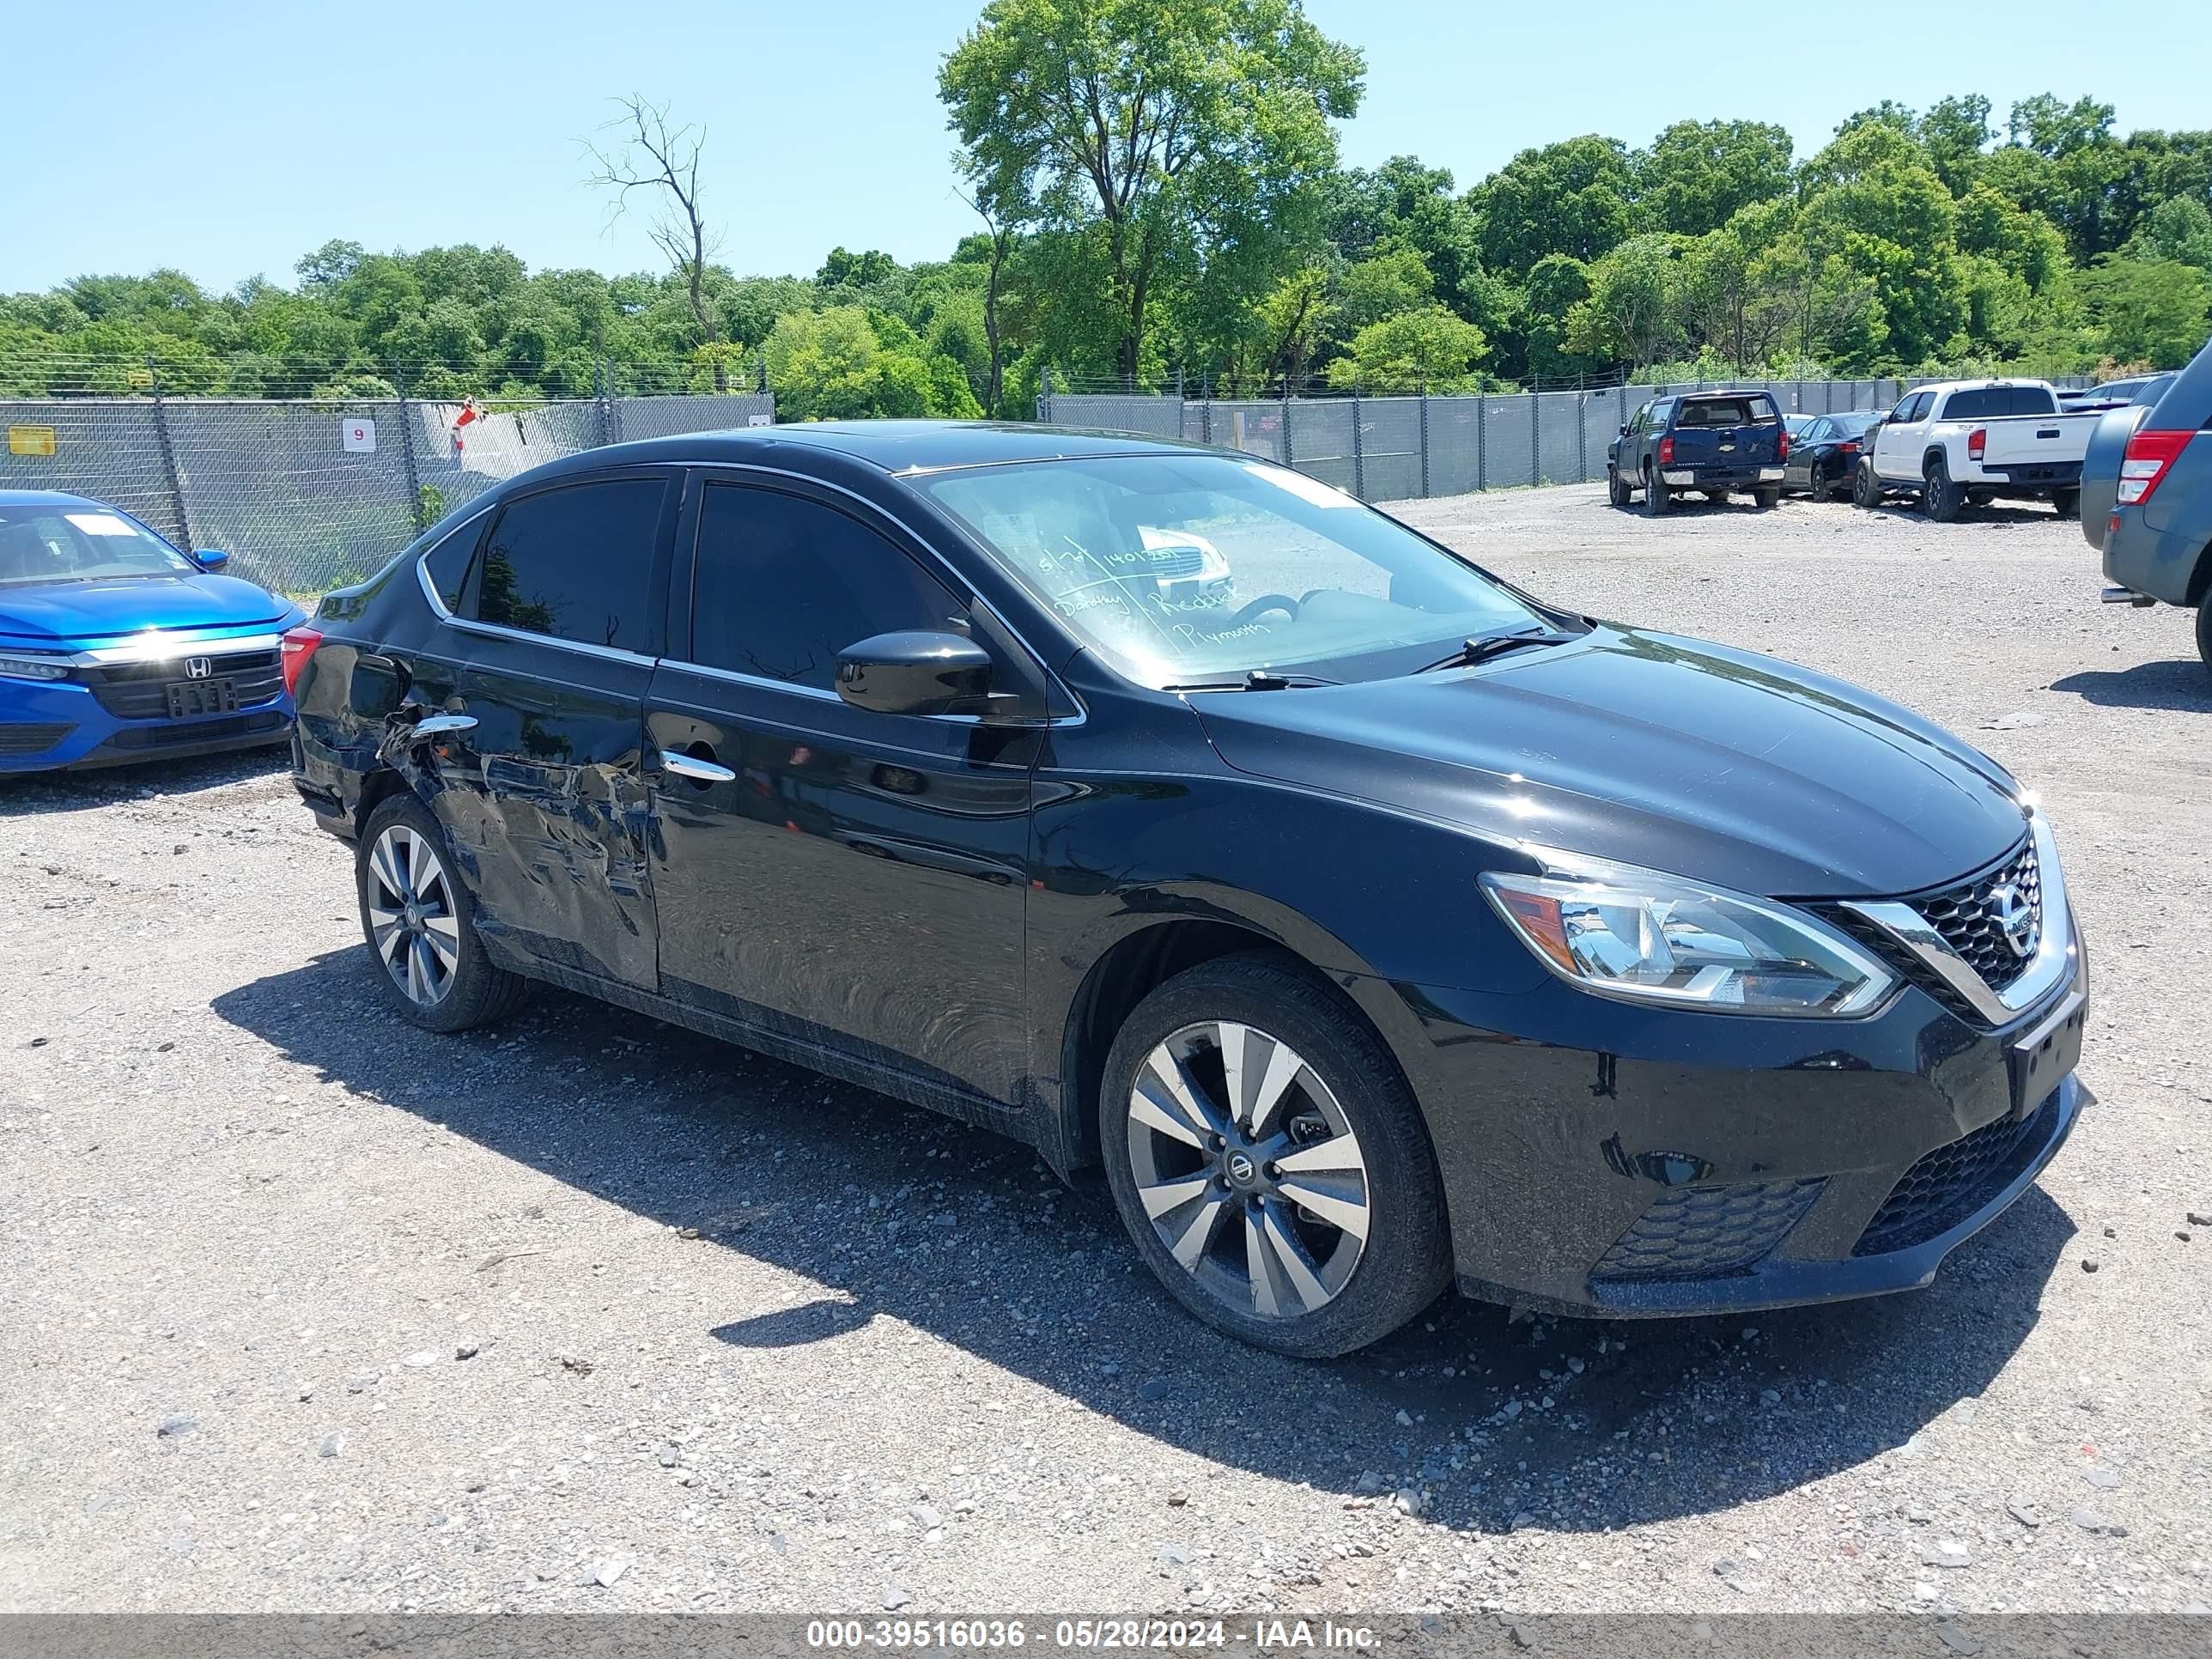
1674;396;1777;427
1943;386;2057;419
473;478;668;651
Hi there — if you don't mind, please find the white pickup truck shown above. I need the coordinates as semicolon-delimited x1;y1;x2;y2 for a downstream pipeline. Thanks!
1851;378;2100;520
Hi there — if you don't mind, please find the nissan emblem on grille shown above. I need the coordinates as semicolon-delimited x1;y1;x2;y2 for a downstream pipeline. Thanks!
1990;882;2039;958
183;657;213;680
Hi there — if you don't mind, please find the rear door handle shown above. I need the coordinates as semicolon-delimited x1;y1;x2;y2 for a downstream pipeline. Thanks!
659;749;736;784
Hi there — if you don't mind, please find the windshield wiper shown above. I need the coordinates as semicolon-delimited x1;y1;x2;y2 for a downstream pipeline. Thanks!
1162;668;1337;692
1413;628;1576;674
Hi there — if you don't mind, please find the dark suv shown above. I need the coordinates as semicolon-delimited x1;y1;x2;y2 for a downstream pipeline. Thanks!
288;422;2085;1356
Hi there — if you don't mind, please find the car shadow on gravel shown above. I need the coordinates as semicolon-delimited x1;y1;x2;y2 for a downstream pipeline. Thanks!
2051;660;2212;712
0;748;288;818
214;951;2070;1536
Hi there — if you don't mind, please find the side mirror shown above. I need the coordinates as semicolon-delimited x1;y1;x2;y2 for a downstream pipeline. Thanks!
1618;424;1629;436
194;549;232;572
836;630;991;717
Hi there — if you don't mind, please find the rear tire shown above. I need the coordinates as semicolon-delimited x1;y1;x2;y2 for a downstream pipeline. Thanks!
1098;952;1450;1358
1852;459;1882;509
2052;486;2081;519
1639;464;1672;517
1923;456;1964;522
356;793;532;1034
2197;591;2212;678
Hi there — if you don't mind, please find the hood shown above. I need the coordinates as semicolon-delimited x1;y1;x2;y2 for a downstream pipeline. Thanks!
1193;626;2027;898
0;574;293;645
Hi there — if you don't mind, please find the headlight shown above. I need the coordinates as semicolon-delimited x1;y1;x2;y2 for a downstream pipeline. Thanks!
0;654;72;682
1480;853;1896;1017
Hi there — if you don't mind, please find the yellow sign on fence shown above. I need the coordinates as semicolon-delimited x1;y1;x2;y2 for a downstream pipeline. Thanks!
9;425;58;457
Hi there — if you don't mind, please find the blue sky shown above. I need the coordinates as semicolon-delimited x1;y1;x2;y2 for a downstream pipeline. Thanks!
7;0;2209;295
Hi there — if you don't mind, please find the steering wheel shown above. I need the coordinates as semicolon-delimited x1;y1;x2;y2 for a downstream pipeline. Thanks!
1228;593;1300;627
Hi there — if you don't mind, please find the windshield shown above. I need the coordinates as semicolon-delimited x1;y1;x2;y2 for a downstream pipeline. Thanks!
0;505;198;586
917;454;1545;686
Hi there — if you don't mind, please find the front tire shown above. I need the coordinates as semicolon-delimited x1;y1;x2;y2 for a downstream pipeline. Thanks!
1639;464;1672;517
2197;590;2212;678
1098;953;1450;1358
356;793;531;1033
1607;465;1630;507
1923;456;1964;522
1753;485;1783;509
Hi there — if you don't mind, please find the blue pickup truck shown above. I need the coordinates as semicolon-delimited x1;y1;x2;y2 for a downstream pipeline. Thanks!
1607;390;1790;514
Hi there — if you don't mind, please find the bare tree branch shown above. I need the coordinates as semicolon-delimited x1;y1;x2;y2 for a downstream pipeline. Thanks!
584;95;726;386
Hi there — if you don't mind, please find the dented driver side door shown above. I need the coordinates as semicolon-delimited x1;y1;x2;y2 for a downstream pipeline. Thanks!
423;469;679;993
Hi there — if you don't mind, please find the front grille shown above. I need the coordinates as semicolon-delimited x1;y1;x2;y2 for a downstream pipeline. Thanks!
0;721;74;757
1917;836;2040;993
1590;1178;1826;1282
1853;1097;2050;1256
82;647;285;720
100;710;288;750
1142;545;1206;579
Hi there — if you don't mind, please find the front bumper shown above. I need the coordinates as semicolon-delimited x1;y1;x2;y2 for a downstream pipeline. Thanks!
0;664;292;773
1376;945;2087;1318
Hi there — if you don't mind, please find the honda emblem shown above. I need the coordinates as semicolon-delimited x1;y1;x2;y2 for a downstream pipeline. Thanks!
183;657;213;680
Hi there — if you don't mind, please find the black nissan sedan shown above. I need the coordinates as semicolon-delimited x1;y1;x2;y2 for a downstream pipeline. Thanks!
286;423;2086;1357
1781;410;1886;499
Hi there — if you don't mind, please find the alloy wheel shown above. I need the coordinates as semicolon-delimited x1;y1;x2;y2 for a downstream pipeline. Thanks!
366;823;462;1006
1125;1020;1371;1322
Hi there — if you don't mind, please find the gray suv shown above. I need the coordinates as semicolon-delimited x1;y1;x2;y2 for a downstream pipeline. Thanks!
2087;337;2212;672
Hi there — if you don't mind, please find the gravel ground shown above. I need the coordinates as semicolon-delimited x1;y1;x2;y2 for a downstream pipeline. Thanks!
3;485;2209;1617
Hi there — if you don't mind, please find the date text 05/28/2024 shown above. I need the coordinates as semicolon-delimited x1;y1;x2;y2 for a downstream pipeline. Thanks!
805;1620;1381;1650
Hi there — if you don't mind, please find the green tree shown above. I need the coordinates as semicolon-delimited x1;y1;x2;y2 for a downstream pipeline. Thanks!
1565;234;1681;371
1635;119;1794;238
1519;253;1595;382
1468;136;1636;271
2128;196;2212;271
2078;257;2212;365
940;0;1363;382
1322;303;1487;392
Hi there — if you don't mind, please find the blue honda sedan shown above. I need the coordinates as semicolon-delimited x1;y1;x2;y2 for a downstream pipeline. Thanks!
0;490;307;773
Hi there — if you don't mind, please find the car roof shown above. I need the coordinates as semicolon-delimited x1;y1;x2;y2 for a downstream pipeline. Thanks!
522;421;1198;483
0;489;103;508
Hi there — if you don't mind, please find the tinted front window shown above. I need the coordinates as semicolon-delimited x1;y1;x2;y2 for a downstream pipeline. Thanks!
474;479;666;651
920;454;1543;688
0;506;198;586
690;485;964;691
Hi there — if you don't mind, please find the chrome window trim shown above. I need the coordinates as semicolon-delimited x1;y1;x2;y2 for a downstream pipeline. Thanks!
653;656;1013;729
66;630;287;666
411;502;500;620
1844;812;2077;1027
442;616;660;670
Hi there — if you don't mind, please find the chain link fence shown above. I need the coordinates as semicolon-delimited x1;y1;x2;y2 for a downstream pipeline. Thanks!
0;391;774;595
1037;378;2083;503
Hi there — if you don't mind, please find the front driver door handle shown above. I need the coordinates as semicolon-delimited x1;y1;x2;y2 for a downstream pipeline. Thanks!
659;749;736;784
